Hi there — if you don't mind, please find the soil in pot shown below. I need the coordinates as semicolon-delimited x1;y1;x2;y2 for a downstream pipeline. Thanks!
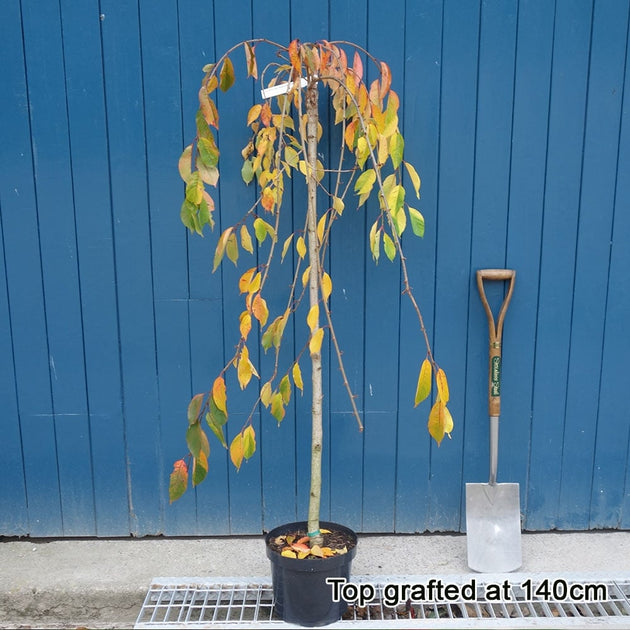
265;521;358;627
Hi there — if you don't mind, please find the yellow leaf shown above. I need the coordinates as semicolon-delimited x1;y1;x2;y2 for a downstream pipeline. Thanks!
230;433;244;469
237;345;253;390
238;268;256;294
212;376;227;414
271;392;285;423
260;381;273;407
292;363;303;392
248;272;261;295
281;234;293;261
247;104;262;126
281;549;297;559
404;161;422;198
414;359;432;407
317;214;326;244
321;272;332;302
297;551;309;560
428;400;453;446
332;196;345;215
436;368;449;404
240;224;254;254
296;236;307;259
320;528;332;534
178;144;193;183
239;311;252;340
310;545;324;558
302;265;311;288
307;304;319;333
309;327;324;356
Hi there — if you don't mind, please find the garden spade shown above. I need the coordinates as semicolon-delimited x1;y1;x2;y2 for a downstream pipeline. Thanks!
466;269;522;573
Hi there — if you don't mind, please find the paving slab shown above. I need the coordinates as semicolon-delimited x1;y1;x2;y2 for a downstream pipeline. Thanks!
0;531;628;628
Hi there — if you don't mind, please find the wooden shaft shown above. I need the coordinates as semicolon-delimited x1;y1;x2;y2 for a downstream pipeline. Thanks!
476;269;516;418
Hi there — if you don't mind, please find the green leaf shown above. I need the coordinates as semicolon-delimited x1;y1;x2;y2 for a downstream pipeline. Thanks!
186;422;210;459
219;57;235;92
180;199;197;233
197;136;219;168
187;393;204;424
253;218;276;244
185;171;204;205
241;158;255;185
243;425;256;459
206;401;228;449
354;168;376;198
383;233;396;261
169;459;188;503
271;392;285;423
408;206;425;238
389;132;404;169
192;451;208;487
279;375;291;405
404;161;422;198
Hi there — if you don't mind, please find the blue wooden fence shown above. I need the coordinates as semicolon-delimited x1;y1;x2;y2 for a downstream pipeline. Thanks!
1;0;629;537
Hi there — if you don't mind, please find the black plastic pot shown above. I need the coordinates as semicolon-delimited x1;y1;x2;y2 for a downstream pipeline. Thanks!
265;521;358;627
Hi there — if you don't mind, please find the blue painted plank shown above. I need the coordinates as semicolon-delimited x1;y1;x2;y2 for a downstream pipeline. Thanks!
138;0;197;535
213;0;263;535
463;0;518;532
21;0;96;536
100;0;162;535
326;2;368;532
356;0;408;533
430;0;480;532
59;0;130;536
395;0;442;533
0;1;63;536
557;0;628;530
526;0;593;530
590;12;630;530
504;0;555;529
0;217;28;535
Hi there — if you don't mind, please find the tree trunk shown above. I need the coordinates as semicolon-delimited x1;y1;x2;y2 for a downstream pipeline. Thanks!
305;80;324;547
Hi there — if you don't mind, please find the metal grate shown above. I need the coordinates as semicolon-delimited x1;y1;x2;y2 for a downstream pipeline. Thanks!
136;573;630;628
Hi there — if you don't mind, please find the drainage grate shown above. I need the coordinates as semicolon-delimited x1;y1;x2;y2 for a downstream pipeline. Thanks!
135;573;630;628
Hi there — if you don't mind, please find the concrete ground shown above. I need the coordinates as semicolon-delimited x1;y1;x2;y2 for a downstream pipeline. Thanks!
0;531;628;629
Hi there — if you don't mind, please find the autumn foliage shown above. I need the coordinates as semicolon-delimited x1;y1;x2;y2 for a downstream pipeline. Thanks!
170;39;452;505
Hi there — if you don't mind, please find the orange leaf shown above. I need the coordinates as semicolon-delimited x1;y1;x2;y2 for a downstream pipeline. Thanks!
288;39;301;75
379;61;391;99
352;50;363;82
291;542;310;553
169;459;188;503
261;102;272;128
252;294;269;326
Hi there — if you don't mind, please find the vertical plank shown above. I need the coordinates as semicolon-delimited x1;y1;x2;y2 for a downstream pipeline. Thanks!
557;0;629;529
21;0;96;536
59;0;130;536
138;0;197;536
395;0;442;533
430;0;480;531
526;0;593;530
464;0;518;531
100;0;162;535
504;0;554;530
213;0;263;535
590;13;630;530
251;2;300;532
328;0;368;533
357;0;408;533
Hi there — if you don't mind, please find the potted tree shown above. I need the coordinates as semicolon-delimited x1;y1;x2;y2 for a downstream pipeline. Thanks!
169;39;453;626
